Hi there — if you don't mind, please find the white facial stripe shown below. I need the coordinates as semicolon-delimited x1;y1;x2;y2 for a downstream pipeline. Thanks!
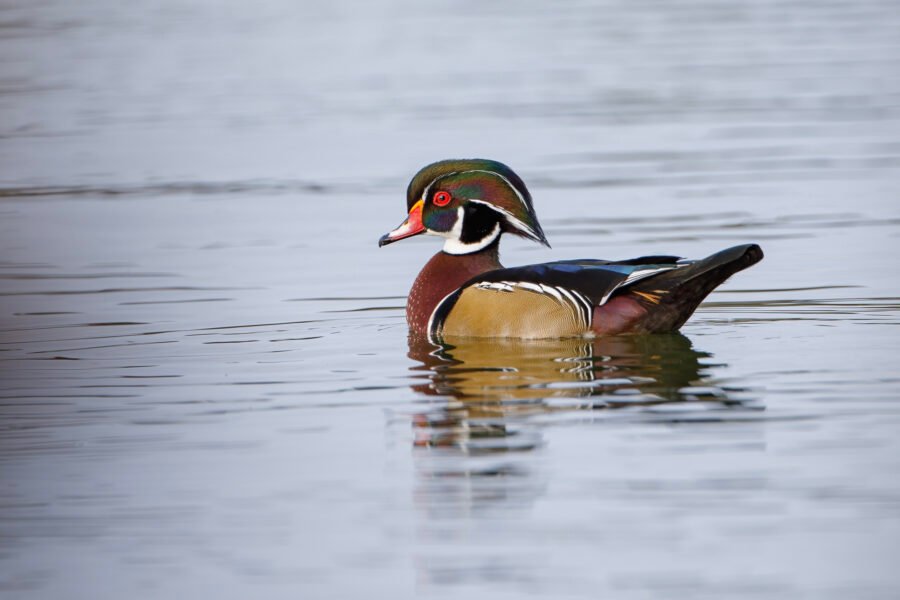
418;167;540;252
427;206;500;255
460;169;530;214
420;171;458;206
419;205;461;240
420;168;539;239
447;206;464;239
468;198;540;240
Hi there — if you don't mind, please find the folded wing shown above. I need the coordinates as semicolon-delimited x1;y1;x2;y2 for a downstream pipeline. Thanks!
429;256;684;339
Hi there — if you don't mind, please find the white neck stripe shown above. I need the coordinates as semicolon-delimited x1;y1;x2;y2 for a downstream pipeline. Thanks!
442;221;501;255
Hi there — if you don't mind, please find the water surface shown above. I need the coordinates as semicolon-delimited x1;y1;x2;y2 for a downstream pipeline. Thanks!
1;1;899;598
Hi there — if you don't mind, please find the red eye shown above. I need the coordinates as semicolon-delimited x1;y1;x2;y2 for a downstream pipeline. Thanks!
433;191;452;207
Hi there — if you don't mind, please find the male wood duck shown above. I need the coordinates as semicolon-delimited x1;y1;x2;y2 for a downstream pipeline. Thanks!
379;159;763;340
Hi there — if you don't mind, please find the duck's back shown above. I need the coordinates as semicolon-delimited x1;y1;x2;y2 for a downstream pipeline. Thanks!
428;244;763;340
431;257;682;339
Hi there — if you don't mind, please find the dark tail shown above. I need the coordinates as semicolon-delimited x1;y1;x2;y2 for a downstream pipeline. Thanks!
627;244;764;332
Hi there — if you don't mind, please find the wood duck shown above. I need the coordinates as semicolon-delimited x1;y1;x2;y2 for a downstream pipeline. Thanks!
379;159;763;340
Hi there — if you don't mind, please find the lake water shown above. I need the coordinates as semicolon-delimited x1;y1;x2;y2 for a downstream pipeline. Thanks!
2;1;899;598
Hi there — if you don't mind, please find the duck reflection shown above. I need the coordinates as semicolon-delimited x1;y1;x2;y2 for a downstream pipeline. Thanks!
408;333;734;453
407;333;741;589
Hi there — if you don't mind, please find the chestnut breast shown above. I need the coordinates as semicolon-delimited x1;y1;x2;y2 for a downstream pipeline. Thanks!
406;249;502;334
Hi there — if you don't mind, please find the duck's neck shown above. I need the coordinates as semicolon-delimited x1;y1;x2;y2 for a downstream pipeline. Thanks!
406;241;502;334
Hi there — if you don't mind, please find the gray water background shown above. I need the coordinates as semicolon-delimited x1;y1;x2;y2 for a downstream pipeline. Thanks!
1;1;899;598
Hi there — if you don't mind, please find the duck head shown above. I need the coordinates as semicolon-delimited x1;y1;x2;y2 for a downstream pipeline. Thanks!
378;159;550;254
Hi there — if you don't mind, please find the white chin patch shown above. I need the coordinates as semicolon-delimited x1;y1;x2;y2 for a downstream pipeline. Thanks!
442;222;500;255
429;206;501;255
